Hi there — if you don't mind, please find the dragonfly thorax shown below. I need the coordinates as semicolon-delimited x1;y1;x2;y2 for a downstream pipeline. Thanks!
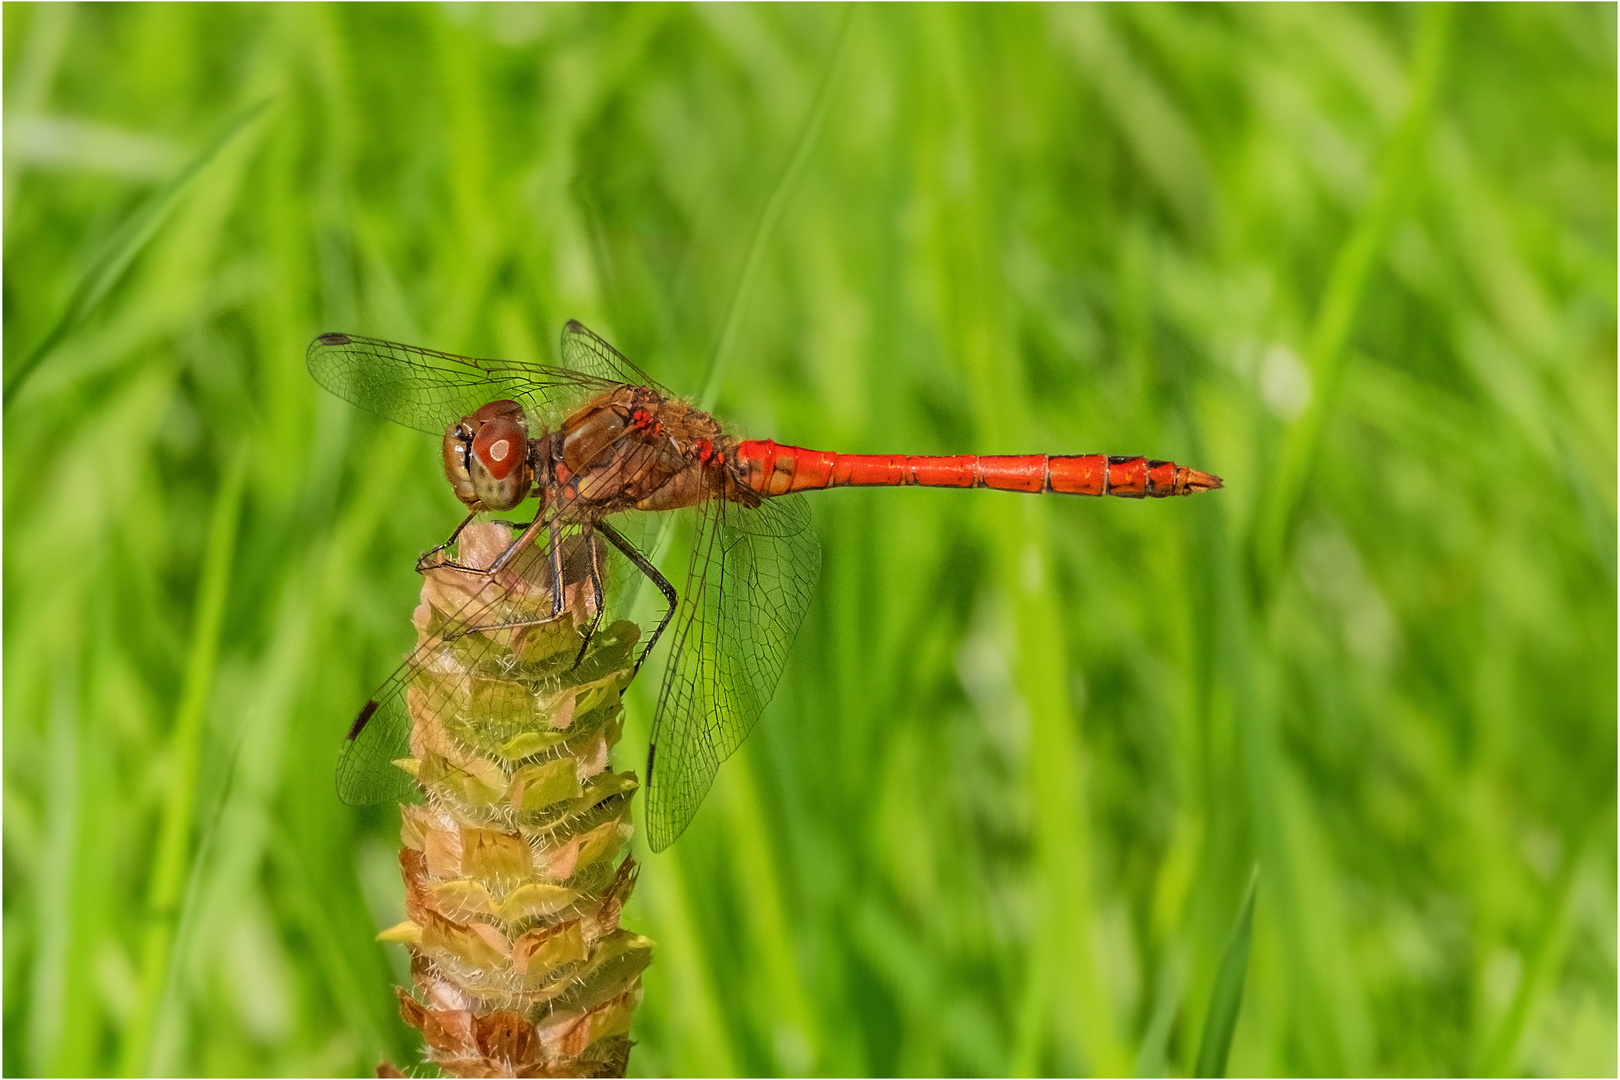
442;399;535;512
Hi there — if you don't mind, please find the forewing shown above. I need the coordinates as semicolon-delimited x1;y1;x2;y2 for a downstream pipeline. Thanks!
560;320;668;394
307;332;618;434
644;490;820;851
335;522;601;805
335;663;420;805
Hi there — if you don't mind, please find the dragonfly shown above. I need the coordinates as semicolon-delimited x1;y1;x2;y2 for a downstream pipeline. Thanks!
309;320;1222;851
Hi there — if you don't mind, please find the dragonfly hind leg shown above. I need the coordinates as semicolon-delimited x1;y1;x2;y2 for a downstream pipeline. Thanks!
597;520;677;677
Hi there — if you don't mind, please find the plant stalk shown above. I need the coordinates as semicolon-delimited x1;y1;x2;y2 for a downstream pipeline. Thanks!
378;522;652;1077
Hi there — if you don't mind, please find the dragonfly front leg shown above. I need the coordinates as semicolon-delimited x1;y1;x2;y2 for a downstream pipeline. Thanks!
417;510;546;576
416;510;481;573
597;520;677;677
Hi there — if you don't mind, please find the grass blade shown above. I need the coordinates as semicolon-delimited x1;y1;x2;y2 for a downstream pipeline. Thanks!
1194;866;1260;1079
696;4;853;410
3;96;271;406
1249;2;1454;579
119;451;248;1077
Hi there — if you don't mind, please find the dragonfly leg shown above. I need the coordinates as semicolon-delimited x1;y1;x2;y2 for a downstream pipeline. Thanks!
432;519;591;644
570;529;608;670
545;517;566;620
597;520;677;677
484;512;550;577
416;510;481;573
417;511;548;575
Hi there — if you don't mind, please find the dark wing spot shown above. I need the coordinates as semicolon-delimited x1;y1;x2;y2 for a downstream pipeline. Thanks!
347;699;380;741
317;331;352;346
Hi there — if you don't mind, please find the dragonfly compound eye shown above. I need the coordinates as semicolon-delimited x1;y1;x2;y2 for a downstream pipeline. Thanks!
441;423;479;506
469;412;533;511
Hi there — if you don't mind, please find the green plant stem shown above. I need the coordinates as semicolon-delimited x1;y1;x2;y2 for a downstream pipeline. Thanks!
1250;4;1453;585
4;98;270;408
696;5;853;411
121;452;247;1077
1194;866;1260;1078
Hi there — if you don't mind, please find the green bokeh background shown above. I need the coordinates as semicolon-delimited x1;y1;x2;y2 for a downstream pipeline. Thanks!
4;3;1614;1076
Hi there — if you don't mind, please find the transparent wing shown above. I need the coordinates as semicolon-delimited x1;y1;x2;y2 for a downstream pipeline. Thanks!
643;488;820;851
307;332;621;435
334;674;416;806
560;320;670;395
336;521;612;805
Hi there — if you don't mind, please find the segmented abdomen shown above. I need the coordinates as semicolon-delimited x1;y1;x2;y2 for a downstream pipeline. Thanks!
733;440;1222;499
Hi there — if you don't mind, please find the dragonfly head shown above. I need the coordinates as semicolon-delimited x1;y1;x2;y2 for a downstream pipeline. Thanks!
443;400;534;511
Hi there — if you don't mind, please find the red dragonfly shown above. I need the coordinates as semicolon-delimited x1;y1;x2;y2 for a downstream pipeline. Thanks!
309;320;1221;850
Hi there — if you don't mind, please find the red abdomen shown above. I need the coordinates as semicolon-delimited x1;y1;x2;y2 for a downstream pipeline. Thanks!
734;441;1222;499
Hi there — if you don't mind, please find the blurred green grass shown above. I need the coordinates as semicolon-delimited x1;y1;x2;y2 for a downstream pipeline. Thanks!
3;3;1614;1076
